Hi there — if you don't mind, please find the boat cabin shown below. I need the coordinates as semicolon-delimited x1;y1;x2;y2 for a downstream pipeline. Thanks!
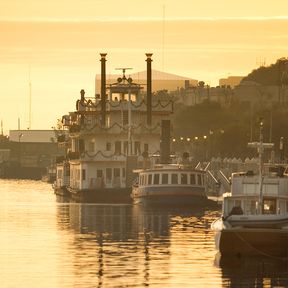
223;166;288;218
136;165;206;188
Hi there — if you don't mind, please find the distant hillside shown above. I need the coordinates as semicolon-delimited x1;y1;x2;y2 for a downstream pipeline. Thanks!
242;58;288;85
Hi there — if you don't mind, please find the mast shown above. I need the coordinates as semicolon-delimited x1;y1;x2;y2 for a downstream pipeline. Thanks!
248;119;273;214
258;119;264;214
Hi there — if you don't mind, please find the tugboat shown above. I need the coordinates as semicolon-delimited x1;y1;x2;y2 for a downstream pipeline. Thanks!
53;53;173;202
211;120;288;257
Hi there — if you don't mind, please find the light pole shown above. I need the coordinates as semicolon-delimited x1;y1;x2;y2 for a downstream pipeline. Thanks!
18;133;23;166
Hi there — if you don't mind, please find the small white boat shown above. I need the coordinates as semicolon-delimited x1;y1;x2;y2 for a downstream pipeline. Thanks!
211;121;288;257
131;163;209;205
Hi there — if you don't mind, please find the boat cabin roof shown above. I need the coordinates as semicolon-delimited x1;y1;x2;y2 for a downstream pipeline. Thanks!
134;164;205;174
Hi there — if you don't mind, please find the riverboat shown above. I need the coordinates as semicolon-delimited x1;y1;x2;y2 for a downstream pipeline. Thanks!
53;53;173;202
211;121;288;257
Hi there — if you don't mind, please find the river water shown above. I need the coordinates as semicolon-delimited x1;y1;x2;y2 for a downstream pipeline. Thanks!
1;179;288;288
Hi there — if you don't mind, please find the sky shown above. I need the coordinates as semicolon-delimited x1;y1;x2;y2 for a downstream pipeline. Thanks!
1;0;288;133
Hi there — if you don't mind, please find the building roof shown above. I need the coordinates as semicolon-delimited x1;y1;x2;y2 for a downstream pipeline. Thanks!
9;130;56;143
97;69;197;81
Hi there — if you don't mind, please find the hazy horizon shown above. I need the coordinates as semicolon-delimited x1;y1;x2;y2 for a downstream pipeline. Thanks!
1;1;288;133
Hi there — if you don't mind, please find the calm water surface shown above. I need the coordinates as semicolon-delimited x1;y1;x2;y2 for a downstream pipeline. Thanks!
1;179;288;288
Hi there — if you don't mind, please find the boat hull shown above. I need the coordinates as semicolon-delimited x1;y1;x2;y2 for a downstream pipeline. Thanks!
53;185;70;197
212;219;288;257
132;185;208;206
67;187;132;203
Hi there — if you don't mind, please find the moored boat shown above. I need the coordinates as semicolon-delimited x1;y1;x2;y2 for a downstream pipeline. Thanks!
211;120;288;257
131;163;209;205
53;53;173;202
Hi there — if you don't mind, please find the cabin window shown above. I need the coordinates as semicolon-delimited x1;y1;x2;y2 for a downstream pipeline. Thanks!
171;173;178;184
263;198;276;214
57;170;63;178
115;141;122;155
135;141;141;155
122;110;128;125
143;174;147;185
190;174;196;185
234;200;242;210
114;168;120;178
144;143;149;152
250;200;256;214
79;139;85;153
88;142;94;153
106;168;112;183
162;173;169;184
97;169;103;178
153;174;160;185
197;174;202;185
106;142;111;151
148;174;152;185
124;141;128;155
82;169;86;181
181;173;188;185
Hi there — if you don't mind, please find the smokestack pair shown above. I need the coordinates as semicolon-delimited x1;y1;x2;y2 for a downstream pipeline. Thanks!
100;53;153;126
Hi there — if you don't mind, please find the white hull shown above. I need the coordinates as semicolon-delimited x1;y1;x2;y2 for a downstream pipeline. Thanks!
212;217;288;256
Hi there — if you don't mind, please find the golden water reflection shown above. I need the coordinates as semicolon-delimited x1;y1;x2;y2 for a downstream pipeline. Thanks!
1;180;288;287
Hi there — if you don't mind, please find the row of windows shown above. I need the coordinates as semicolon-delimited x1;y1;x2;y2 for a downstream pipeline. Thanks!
87;140;149;155
71;167;126;182
139;172;204;186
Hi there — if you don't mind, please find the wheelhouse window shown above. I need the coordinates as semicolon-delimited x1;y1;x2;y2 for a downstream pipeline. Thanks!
162;173;169;184
181;173;188;185
153;174;160;185
171;173;178;184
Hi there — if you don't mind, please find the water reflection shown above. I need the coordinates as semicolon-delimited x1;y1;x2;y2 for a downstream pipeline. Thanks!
56;198;221;287
216;253;288;287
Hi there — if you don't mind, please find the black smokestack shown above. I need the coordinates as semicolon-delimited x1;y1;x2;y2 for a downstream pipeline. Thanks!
100;53;107;127
160;120;171;164
146;53;153;126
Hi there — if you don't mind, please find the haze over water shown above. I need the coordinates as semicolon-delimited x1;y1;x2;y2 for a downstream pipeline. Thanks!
1;0;288;133
0;179;288;287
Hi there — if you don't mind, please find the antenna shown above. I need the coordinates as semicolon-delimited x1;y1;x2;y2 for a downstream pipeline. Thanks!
115;67;133;79
162;5;166;72
256;57;266;68
1;120;3;135
28;65;32;129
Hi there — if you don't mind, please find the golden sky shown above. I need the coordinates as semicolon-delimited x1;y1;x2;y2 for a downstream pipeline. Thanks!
1;0;288;132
